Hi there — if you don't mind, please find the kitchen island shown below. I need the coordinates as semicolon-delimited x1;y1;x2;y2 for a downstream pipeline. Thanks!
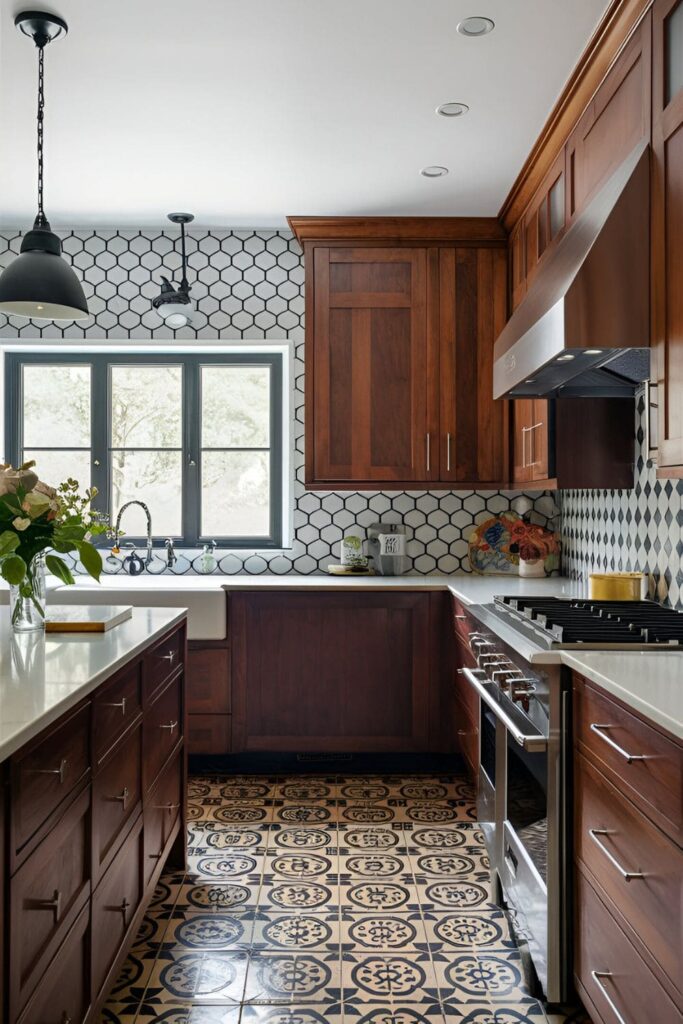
0;606;187;1024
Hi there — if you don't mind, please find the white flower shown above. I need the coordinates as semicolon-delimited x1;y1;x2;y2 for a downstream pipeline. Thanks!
12;516;31;531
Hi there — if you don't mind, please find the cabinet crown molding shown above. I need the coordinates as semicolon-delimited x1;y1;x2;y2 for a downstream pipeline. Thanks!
287;215;506;246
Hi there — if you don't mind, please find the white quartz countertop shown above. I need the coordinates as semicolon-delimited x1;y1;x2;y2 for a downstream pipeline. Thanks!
561;650;683;741
0;606;186;762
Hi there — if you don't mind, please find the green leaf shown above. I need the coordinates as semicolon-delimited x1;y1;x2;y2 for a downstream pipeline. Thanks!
51;537;78;554
0;530;20;557
1;554;27;586
77;541;102;582
0;493;23;514
45;554;75;586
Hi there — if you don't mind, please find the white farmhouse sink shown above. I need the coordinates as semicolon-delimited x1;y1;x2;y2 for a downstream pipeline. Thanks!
51;575;228;640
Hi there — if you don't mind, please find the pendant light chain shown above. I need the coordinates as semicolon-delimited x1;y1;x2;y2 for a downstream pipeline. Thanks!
36;44;46;222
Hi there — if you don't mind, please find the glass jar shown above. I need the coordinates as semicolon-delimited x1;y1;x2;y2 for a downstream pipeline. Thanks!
9;553;47;632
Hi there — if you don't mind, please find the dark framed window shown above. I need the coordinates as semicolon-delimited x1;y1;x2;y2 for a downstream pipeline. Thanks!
4;352;284;548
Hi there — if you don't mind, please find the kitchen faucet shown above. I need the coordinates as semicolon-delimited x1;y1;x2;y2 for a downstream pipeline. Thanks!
113;500;153;572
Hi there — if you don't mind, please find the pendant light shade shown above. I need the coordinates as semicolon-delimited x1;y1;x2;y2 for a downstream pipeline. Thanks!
0;215;88;320
0;12;89;322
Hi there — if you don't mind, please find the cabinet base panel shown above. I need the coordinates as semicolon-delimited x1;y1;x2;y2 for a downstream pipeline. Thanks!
189;751;464;776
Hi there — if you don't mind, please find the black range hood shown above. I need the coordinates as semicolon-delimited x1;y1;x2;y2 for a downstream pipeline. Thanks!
493;141;650;399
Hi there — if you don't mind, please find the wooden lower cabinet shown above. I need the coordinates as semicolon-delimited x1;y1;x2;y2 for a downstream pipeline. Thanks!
1;619;187;1024
231;591;445;753
187;642;231;755
573;672;683;1021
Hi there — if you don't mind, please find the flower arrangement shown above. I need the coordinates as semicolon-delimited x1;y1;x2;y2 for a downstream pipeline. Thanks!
0;462;108;629
469;510;560;576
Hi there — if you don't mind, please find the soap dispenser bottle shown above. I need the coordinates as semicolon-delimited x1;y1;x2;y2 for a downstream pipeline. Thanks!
199;540;217;574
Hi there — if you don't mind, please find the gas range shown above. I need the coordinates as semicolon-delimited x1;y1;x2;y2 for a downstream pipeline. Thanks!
491;594;683;650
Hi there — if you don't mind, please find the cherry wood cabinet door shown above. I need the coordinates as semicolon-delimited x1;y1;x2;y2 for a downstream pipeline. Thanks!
439;246;508;485
231;592;435;753
309;246;429;485
512;400;534;483
653;0;683;472
566;14;652;221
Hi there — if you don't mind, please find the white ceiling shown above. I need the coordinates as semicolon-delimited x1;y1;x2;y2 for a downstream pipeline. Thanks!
0;0;611;230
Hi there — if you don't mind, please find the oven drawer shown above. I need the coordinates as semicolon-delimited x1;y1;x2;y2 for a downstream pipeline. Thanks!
574;675;683;845
575;868;681;1024
575;751;682;997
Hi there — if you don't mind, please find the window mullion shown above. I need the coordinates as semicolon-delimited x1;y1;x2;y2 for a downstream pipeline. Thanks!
184;358;200;545
91;356;109;524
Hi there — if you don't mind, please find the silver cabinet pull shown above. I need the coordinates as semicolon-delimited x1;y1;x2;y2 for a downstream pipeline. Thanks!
106;897;131;922
160;720;178;733
61;1014;73;1024
158;801;180;815
446;432;452;472
528;421;543;466
590;724;647;764
28;888;62;923
453;614;466;620
588;829;644;881
426;432;431;473
104;697;127;715
591;971;628;1024
113;786;129;810
27;757;68;783
521;425;529;468
161;650;176;664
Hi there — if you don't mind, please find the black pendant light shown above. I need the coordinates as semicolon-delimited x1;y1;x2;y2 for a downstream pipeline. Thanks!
152;213;195;328
0;11;88;321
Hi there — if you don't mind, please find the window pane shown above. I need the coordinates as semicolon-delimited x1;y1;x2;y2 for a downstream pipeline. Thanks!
201;451;270;537
111;365;182;448
666;0;683;106
111;450;182;535
201;366;270;448
23;365;91;447
23;450;91;493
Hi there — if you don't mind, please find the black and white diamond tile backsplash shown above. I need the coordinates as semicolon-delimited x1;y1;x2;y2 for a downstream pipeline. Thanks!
560;390;683;609
0;227;556;577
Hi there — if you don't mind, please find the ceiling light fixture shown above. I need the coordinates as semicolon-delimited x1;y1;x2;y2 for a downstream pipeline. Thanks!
585;348;604;355
556;353;575;362
420;166;449;178
457;16;495;36
153;213;195;329
0;11;88;321
436;102;469;118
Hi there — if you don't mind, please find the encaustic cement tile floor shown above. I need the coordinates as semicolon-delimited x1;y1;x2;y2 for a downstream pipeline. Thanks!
99;775;590;1024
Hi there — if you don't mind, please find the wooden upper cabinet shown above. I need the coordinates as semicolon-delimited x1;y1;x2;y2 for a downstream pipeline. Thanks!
652;0;683;473
512;399;551;485
439;247;508;485
509;220;526;312
311;246;429;485
523;150;567;289
567;14;652;221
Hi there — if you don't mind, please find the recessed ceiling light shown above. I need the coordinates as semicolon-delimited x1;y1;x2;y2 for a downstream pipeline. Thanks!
585;348;604;355
436;101;469;118
556;353;575;362
421;165;449;178
457;16;495;37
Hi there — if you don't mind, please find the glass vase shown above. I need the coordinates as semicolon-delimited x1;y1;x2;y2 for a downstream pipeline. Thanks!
9;553;47;633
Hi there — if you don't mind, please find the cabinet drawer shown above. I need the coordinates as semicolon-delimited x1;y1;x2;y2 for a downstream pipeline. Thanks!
575;752;682;996
143;751;183;888
10;786;90;1019
454;640;479;723
92;723;142;881
451;597;470;644
143;674;182;793
575;869;680;1024
11;704;90;860
92;814;143;998
17;902;90;1024
574;675;683;844
92;663;142;764
187;645;230;714
188;713;231;754
143;625;184;702
454;698;479;785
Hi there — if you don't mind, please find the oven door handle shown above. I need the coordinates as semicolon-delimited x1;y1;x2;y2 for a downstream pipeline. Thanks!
459;667;548;752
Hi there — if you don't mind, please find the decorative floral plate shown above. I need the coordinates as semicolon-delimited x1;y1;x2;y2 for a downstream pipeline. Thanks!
468;511;560;575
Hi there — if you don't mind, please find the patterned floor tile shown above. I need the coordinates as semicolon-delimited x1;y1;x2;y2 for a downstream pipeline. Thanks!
441;1003;547;1022
133;1006;241;1023
342;952;439;1003
144;948;249;1003
263;850;338;880
337;781;393;802
337;826;410;852
268;825;338;852
244;950;341;1003
175;880;262;913
409;850;487;878
260;879;339;912
433;952;534;1004
104;948;158;1009
344;1006;446;1023
272;802;337;825
273;779;337;802
161;911;256;951
422;911;516;952
240;1005;343;1024
131;912;171;952
340;912;426;952
415;876;497;912
187;851;264;881
251;911;340;951
188;823;271;851
340;880;421;913
150;871;186;911
339;853;412;879
404;825;484;852
337;803;398;825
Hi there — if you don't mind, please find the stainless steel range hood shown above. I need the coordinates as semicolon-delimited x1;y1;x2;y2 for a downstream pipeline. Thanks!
493;141;650;399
